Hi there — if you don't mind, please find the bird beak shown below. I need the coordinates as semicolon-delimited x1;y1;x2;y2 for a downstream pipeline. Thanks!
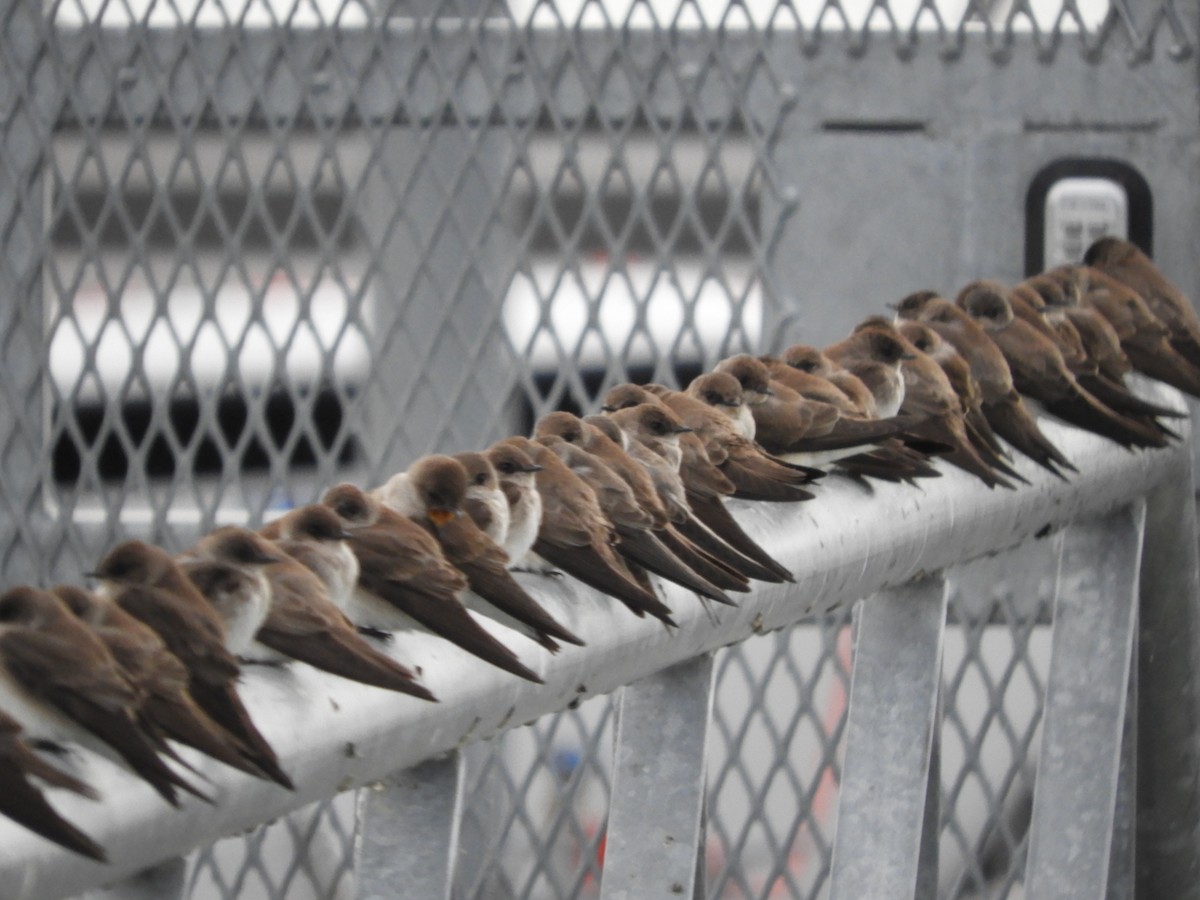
427;508;458;527
335;528;355;541
901;352;918;360
82;570;101;580
599;405;616;412
674;425;694;434
523;464;544;473
761;387;774;397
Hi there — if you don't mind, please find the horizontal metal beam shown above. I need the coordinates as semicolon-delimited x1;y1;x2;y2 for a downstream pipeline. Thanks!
35;26;1197;132
0;388;1186;900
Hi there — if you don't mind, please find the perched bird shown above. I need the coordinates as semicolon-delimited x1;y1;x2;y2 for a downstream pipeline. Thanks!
894;290;1076;478
261;504;361;614
844;325;1015;489
180;527;283;659
542;412;762;589
52;584;274;784
321;483;544;682
535;431;740;605
779;345;879;418
89;541;294;790
493;437;678;627
957;281;1166;450
0;708;106;861
375;455;584;653
453;452;512;550
483;441;545;566
1084;236;1200;369
0;586;208;807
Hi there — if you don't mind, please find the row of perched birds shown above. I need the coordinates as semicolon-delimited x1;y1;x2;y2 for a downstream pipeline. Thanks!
3;236;1198;864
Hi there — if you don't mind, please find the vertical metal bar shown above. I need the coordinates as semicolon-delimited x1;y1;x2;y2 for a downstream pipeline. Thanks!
0;0;49;584
915;684;943;900
828;574;949;900
1024;501;1145;898
80;857;188;900
354;751;466;900
600;653;716;900
1107;637;1138;900
1135;461;1200;898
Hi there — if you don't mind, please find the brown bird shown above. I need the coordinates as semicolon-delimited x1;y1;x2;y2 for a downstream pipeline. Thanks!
375;456;584;653
321;482;545;682
535;432;740;605
957;281;1166;450
0;708;106;861
179;527;283;659
1084;236;1200;368
52;584;275;784
494;437;678;627
841;325;1015;489
261;504;361;614
453;452;512;550
545;412;766;589
0;586;209;808
895;320;1013;467
1022;276;1184;427
1060;266;1200;399
483;441;545;567
779;345;879;417
894;290;1076;478
89;541;294;790
584;408;794;584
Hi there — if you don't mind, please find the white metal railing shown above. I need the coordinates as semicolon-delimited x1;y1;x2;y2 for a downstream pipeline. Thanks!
2;388;1198;899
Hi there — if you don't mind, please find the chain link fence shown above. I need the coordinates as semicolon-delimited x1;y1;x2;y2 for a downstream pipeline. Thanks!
2;0;1192;896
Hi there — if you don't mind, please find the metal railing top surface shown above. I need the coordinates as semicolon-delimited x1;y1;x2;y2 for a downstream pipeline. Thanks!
0;387;1187;900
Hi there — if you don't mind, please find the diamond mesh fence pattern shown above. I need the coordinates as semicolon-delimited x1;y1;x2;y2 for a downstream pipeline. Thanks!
0;0;1187;897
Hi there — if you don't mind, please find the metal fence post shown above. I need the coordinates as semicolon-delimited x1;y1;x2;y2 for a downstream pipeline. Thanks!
1024;501;1145;897
828;574;949;900
0;0;49;585
1135;454;1200;897
354;751;466;900
600;652;716;900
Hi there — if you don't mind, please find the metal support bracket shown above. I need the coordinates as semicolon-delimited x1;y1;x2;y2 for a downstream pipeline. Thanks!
354;751;466;900
829;574;949;900
1024;501;1145;897
600;652;716;900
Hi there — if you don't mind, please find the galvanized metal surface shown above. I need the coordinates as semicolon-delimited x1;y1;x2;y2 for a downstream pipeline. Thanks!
354;752;465;900
1023;502;1145;898
0;403;1186;900
828;576;948;900
600;653;715;900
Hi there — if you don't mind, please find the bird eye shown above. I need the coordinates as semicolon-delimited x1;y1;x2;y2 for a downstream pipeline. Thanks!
704;391;719;403
474;473;487;485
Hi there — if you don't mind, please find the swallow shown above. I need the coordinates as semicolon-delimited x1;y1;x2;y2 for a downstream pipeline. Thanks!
483;441;545;566
321;483;544;681
957;280;1167;450
52;584;275;784
1065;266;1200;399
260;504;361;613
0;586;209;807
453;452;512;549
89;541;294;790
894;289;1076;478
1017;279;1180;428
0;708;106;861
824;329;910;419
179;527;284;659
256;548;438;700
583;413;794;584
865;324;1017;488
493;437;678;627
1084;236;1200;368
895;320;1014;467
779;344;879;417
545;412;762;590
375;456;584;653
535;431;740;605
760;354;859;413
711;355;772;438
